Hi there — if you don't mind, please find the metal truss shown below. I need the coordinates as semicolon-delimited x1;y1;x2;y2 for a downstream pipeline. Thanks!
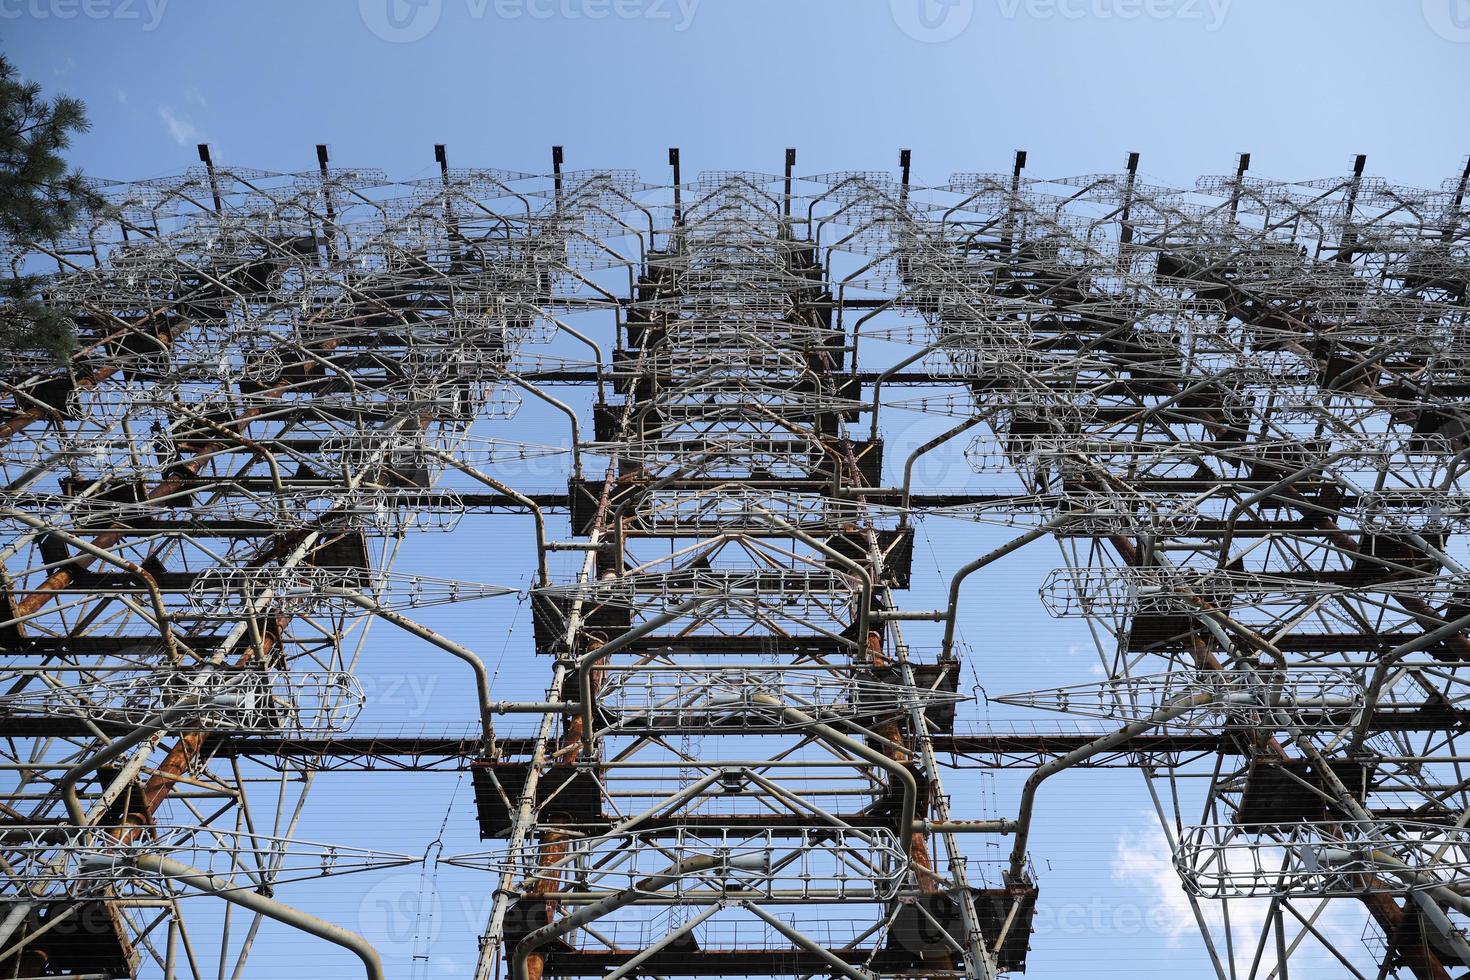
0;824;417;901
1176;821;1470;900
1;142;1468;980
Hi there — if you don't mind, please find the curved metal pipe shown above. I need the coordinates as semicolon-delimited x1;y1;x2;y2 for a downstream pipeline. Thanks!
1006;691;1216;881
505;375;582;478
59;694;222;825
610;455;712;565
424;449;549;586
2;509;182;663
546;315;607;404
1191;596;1470;966
899;414;986;523
1216;456;1341;560
575;597;717;751
868;345;932;441
1352;610;1470;751
941;518;1071;659
112;853;384;980
307;587;496;753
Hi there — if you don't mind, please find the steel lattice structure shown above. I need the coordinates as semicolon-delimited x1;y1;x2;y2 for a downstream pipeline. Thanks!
2;143;1470;979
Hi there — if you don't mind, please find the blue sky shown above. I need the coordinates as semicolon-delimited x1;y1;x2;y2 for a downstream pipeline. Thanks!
6;2;1470;978
8;1;1470;187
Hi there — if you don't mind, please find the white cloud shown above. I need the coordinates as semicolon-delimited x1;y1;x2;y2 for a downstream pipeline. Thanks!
1110;821;1370;976
158;106;203;147
1111;824;1213;945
